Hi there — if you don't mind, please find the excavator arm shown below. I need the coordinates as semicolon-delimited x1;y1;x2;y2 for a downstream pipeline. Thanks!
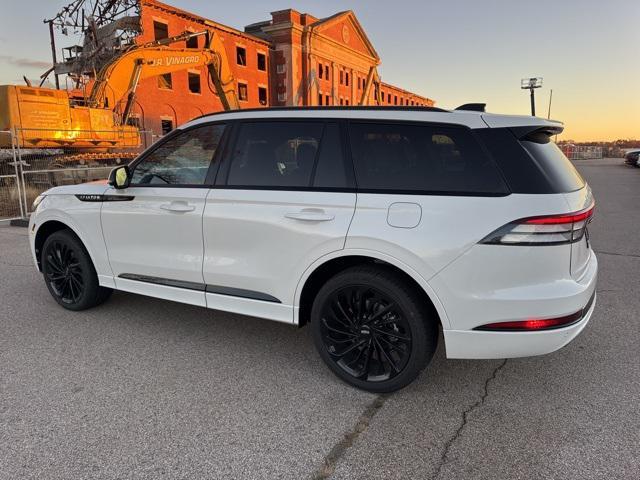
88;30;239;122
359;66;382;106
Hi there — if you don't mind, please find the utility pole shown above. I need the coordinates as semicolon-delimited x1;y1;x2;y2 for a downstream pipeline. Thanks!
547;89;553;119
521;77;543;116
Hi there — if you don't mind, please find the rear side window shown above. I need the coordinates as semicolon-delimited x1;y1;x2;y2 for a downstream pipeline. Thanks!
227;122;324;188
476;127;586;194
520;141;585;193
348;122;508;195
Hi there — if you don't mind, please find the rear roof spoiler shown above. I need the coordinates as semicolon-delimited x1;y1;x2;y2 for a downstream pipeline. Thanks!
511;125;564;144
455;103;486;112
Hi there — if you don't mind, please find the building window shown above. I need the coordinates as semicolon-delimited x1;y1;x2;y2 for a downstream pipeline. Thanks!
340;98;344;105
153;21;168;41
238;82;248;101
161;119;173;136
339;70;343;85
318;92;323;105
188;72;201;94
325;95;330;105
388;93;391;103
318;63;323;79
394;95;398;105
236;46;247;66
258;86;268;105
186;34;198;49
345;99;350;106
345;72;349;87
158;73;172;90
276;64;286;74
257;52;267;71
325;64;330;80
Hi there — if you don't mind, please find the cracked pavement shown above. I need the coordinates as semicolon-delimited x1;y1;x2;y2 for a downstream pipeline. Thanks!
1;159;639;479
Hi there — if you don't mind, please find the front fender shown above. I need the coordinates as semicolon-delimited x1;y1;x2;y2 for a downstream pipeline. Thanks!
30;195;113;280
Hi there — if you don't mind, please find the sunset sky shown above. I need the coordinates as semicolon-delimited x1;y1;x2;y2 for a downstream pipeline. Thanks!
0;0;637;141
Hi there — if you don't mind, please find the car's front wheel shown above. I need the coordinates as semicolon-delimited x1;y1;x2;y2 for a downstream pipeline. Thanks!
41;229;112;311
311;265;438;392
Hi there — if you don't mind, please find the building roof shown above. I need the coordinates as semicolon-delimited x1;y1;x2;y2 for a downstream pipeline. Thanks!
141;0;271;46
308;10;380;62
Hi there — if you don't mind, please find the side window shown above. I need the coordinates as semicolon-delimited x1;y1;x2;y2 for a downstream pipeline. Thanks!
348;122;508;194
131;124;225;186
313;123;349;189
227;122;324;188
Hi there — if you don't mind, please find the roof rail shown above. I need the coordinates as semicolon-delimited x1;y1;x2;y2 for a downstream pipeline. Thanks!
189;105;449;122
455;103;486;112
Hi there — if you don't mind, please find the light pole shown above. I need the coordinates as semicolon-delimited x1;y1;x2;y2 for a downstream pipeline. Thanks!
521;77;543;116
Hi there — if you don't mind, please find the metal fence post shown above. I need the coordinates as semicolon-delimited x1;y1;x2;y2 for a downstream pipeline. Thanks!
11;129;26;218
15;128;29;218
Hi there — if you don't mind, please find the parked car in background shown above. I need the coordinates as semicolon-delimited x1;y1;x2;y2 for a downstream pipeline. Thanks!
28;106;597;392
624;149;640;166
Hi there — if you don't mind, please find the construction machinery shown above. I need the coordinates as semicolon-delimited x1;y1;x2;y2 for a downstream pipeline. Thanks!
359;66;382;106
0;29;239;165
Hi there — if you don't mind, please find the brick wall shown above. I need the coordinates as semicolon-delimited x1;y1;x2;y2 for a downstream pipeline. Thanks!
131;1;434;136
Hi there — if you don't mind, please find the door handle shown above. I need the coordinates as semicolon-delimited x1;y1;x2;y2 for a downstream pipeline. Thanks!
160;201;196;213
285;210;335;222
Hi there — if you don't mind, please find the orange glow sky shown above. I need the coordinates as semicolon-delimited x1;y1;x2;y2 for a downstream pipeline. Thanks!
0;0;637;141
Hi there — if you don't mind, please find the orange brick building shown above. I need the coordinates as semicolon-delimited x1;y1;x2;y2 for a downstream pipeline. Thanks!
133;0;434;136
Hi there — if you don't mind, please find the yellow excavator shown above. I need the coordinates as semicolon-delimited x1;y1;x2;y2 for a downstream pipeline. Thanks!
0;29;239;164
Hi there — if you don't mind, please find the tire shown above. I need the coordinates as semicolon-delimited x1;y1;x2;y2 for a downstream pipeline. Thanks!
311;265;438;393
41;229;113;311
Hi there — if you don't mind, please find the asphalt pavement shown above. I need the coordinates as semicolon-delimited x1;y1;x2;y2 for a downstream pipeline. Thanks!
1;158;638;479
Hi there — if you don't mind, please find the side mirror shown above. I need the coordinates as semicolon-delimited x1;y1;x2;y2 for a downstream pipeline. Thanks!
108;165;131;189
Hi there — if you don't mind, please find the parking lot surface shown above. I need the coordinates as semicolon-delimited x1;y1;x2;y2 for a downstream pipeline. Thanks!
1;159;639;479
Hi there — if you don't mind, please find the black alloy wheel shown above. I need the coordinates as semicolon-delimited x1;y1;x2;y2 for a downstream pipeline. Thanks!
41;229;112;311
45;240;84;305
311;266;437;392
320;286;412;382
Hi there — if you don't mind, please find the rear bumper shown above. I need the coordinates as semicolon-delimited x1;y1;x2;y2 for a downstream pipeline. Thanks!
443;293;596;359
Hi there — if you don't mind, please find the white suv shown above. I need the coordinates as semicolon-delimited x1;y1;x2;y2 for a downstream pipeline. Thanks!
29;106;597;392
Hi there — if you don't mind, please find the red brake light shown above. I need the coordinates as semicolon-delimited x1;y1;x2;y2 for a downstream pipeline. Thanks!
522;205;595;225
474;293;595;331
475;313;581;331
480;202;594;246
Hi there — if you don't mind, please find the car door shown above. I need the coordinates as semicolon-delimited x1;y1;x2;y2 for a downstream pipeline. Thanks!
202;120;356;323
101;122;227;307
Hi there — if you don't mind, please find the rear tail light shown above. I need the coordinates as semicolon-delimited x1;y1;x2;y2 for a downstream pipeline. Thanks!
480;203;594;246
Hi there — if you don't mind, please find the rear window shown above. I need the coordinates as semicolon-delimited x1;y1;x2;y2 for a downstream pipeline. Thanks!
520;141;585;193
348;122;508;195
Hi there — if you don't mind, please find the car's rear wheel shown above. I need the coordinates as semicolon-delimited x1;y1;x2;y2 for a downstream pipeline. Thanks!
41;229;112;311
311;265;438;392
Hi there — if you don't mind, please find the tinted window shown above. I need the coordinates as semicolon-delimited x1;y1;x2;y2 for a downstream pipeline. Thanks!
313;123;349;189
131;124;225;186
227;122;323;188
474;128;552;194
348;122;508;194
521;141;585;192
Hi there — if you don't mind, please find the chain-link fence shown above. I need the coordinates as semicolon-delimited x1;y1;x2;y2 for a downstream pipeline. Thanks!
560;145;603;160
0;128;154;221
